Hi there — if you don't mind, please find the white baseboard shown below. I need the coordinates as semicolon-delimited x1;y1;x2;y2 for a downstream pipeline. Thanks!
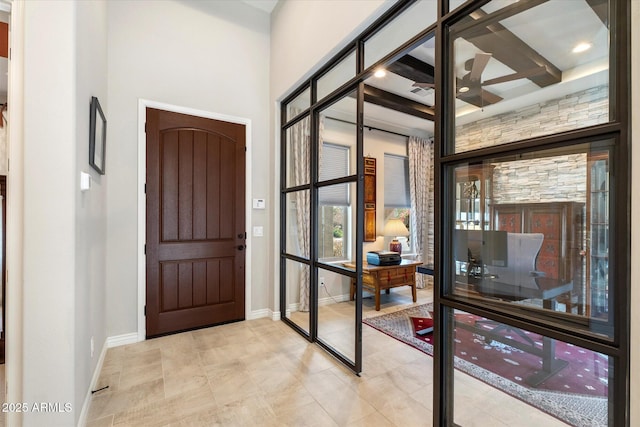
248;308;281;321
247;308;270;320
106;332;140;348
77;340;108;427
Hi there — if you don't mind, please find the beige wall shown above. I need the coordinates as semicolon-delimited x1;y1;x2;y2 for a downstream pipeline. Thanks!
105;0;271;336
15;1;109;425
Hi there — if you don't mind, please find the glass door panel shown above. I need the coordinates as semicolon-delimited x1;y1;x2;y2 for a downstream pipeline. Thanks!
588;153;609;319
449;307;612;427
317;266;356;362
285;258;311;335
447;142;614;339
285;190;310;258
448;0;610;155
285;116;311;188
316;182;358;365
315;89;361;370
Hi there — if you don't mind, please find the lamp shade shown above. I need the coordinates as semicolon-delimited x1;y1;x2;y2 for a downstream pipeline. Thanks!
384;218;409;237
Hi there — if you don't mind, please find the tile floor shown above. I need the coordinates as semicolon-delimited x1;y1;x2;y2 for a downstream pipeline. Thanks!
85;287;568;426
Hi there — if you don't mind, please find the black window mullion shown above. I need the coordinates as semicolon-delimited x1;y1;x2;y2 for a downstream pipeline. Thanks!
309;108;319;342
354;81;365;374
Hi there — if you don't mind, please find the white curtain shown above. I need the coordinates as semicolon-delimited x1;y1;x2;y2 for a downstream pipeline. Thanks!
291;114;324;312
408;136;434;289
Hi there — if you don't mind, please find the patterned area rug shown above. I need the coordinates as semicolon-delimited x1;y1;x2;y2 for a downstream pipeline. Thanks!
363;304;608;427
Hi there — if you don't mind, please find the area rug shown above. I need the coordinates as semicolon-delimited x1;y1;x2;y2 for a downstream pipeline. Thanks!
363;304;608;427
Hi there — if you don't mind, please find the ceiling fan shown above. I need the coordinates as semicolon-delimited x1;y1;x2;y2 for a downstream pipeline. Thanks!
457;52;547;96
409;52;548;105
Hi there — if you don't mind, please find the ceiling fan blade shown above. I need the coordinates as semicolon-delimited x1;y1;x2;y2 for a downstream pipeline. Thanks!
412;82;435;89
482;66;547;86
469;53;492;81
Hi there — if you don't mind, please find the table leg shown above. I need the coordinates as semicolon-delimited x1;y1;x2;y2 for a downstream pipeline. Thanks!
350;278;355;301
375;287;381;311
412;283;417;303
525;336;569;386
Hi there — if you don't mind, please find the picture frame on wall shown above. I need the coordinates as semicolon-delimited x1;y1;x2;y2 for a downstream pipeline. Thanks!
364;157;376;241
89;96;106;175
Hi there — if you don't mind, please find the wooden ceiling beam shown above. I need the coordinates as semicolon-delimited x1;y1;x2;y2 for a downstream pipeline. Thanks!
362;84;434;121
453;0;549;36
387;55;435;86
386;51;503;109
458;8;562;88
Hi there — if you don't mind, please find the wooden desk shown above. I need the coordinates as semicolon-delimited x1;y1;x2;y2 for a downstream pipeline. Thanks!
344;260;421;311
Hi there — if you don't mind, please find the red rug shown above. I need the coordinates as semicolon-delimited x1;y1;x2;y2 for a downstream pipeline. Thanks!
410;314;607;398
364;304;607;427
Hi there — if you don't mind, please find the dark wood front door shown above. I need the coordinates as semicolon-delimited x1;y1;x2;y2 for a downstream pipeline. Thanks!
146;108;246;337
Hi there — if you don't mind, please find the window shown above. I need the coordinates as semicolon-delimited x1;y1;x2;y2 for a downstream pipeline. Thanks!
384;154;411;252
318;143;350;260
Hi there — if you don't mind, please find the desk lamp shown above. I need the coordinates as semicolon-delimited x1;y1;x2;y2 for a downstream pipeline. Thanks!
384;218;409;255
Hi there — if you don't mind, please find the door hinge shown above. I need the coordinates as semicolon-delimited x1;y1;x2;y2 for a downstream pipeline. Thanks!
144;183;147;194
144;122;147;133
244;232;247;239
244;146;247;152
144;305;146;316
144;244;146;255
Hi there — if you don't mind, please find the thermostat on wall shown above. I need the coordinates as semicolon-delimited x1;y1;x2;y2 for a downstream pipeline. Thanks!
252;198;266;209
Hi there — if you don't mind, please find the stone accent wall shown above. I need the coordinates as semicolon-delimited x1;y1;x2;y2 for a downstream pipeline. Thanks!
492;153;588;204
456;85;608;204
456;85;609;151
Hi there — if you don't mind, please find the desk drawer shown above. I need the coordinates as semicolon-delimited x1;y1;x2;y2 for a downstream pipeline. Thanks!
397;266;414;276
362;274;376;286
388;273;413;286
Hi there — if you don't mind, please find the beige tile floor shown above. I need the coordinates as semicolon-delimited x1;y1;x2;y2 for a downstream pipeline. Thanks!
86;287;568;427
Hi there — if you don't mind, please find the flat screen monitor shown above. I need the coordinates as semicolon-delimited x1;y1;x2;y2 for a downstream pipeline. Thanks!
454;229;508;271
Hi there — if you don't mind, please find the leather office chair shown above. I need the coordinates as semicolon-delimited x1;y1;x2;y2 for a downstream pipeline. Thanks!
487;232;545;282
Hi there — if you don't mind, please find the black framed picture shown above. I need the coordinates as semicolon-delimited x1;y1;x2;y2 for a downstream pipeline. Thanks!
89;96;106;175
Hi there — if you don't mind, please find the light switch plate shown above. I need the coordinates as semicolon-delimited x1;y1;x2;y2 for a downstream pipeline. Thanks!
252;198;266;209
80;171;92;191
253;226;264;237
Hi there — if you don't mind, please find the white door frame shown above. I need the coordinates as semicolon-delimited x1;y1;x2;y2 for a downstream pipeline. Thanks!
137;99;253;341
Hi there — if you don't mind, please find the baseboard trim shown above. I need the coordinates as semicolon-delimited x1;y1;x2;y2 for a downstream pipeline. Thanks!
247;308;281;321
106;332;140;348
77;340;109;427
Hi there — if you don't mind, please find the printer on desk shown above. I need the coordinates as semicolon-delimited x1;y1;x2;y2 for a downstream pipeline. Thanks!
367;250;402;266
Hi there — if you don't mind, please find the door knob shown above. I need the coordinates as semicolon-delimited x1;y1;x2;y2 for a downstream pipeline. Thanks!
237;245;245;251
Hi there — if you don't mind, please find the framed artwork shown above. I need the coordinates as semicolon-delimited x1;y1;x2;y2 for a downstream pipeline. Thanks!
364;157;376;241
89;96;106;175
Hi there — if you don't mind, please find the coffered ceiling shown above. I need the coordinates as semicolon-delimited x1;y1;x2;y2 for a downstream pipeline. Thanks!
357;0;608;135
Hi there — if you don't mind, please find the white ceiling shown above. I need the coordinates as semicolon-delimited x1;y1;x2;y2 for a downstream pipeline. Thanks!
327;0;609;136
240;0;279;14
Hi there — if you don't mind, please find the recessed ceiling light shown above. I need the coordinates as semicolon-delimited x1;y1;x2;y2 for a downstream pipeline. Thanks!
374;69;386;78
572;42;592;53
459;86;470;93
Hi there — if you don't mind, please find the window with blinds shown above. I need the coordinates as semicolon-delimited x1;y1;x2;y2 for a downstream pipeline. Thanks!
317;142;351;260
319;143;350;206
384;154;410;208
